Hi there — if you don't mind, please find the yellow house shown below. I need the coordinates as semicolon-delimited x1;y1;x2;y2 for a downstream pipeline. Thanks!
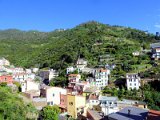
67;94;86;119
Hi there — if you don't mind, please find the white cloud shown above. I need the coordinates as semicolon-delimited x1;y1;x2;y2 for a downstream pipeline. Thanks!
155;24;160;28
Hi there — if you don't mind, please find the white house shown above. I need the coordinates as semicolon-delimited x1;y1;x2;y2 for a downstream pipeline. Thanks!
99;95;119;115
150;43;160;59
13;73;28;82
26;69;32;74
5;67;24;74
49;69;59;81
94;68;110;89
21;79;40;92
89;94;99;107
32;68;39;73
76;58;87;70
66;66;76;74
126;73;141;90
40;86;67;106
132;51;140;56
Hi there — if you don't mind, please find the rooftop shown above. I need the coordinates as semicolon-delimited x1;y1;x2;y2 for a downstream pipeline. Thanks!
83;86;98;93
89;94;99;100
108;106;148;120
150;43;160;48
99;96;118;101
148;110;160;120
68;74;79;77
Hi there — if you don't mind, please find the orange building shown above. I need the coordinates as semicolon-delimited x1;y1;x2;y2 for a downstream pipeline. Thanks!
0;75;13;84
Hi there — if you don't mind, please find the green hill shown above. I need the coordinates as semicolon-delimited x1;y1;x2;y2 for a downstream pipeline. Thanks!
0;21;157;71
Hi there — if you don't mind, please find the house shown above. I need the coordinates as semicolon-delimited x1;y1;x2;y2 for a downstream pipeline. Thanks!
88;94;99;107
126;73;141;90
99;95;119;115
67;94;86;119
148;110;160;120
68;74;81;83
26;69;32;74
76;58;87;70
59;94;67;113
87;109;104;120
21;79;40;92
40;86;67;106
49;69;59;81
4;67;24;74
150;42;160;60
117;99;147;109
93;68;110;89
66;66;77;74
23;90;40;99
83;86;99;97
32;68;39;73
132;51;140;56
13;72;28;82
39;69;58;84
39;70;49;81
0;75;13;84
0;58;10;66
107;106;148;120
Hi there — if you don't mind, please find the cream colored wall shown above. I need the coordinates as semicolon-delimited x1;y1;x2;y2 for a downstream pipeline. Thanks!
26;81;39;91
47;87;67;105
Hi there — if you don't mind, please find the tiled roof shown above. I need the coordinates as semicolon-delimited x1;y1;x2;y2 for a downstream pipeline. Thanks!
148;110;160;120
83;87;97;93
89;94;98;100
68;74;79;77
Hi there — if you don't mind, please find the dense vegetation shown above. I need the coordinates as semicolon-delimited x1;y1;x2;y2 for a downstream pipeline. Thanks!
0;84;37;120
0;21;157;70
41;105;60;120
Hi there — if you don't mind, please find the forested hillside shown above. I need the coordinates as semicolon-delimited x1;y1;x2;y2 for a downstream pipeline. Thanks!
0;21;157;70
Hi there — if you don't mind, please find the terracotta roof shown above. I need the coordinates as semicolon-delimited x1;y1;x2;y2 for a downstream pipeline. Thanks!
68;74;79;77
100;68;107;72
58;104;67;109
148;110;160;120
83;87;97;93
89;94;98;100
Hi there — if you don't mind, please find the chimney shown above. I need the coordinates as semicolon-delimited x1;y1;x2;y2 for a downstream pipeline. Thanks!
128;109;131;116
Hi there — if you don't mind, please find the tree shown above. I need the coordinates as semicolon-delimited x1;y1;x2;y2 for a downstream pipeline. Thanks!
0;86;38;120
0;82;7;87
41;105;60;120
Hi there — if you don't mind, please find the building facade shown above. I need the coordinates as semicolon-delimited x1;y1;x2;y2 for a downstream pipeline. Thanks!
67;94;86;119
126;73;141;90
0;75;13;84
94;69;110;89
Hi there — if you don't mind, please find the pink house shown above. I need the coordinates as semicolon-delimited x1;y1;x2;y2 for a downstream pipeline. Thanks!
0;75;13;84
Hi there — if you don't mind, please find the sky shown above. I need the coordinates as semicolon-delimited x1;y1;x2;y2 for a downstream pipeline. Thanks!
0;0;160;33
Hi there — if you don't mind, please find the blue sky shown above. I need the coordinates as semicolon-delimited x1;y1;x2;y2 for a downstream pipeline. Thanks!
0;0;160;33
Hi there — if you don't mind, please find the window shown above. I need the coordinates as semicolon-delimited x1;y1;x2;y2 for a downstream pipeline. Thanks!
51;101;53;105
47;102;50;105
61;99;64;102
53;93;55;97
134;79;136;82
69;102;73;106
134;83;136;86
130;83;132;86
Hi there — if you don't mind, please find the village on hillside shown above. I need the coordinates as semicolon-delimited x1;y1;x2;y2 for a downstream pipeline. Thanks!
1;42;160;120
